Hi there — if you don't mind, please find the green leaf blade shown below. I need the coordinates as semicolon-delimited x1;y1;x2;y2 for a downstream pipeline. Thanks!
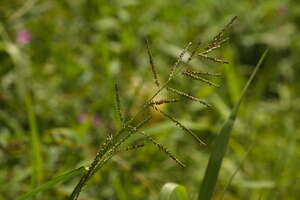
198;49;268;200
17;167;85;200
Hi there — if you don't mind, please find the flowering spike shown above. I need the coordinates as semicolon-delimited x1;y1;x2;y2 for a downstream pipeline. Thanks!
136;116;152;129
153;106;206;146
149;99;180;105
138;130;186;168
146;39;160;87
206;16;237;51
167;87;211;108
198;53;229;64
184;69;221;77
116;144;145;153
169;42;193;79
182;71;220;87
114;83;124;125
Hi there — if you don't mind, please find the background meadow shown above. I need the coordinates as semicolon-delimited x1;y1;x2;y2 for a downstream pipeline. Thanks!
0;0;300;199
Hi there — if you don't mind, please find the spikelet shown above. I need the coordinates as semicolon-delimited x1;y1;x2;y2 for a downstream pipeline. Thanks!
149;98;180;105
167;87;211;108
83;131;114;181
138;130;186;168
108;127;138;159
114;83;123;125
169;42;193;80
182;71;220;87
116;144;145;153
201;38;229;55
187;41;202;63
184;69;221;77
146;39;160;87
205;16;237;51
198;53;229;64
136;116;152;129
153;106;206;146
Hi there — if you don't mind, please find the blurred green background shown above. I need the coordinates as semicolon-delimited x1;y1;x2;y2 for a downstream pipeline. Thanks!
0;0;299;199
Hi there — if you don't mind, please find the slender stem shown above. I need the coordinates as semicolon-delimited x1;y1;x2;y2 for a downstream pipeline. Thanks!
68;139;111;199
69;127;135;200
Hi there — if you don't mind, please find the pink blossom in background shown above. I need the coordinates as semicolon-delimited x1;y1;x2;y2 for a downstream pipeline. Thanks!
77;113;88;123
92;115;102;128
16;30;32;44
77;112;102;128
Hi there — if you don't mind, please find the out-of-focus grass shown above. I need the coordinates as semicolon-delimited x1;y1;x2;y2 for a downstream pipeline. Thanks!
0;0;299;200
0;22;43;188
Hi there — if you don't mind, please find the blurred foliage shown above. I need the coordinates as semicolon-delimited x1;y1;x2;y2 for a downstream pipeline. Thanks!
0;0;299;199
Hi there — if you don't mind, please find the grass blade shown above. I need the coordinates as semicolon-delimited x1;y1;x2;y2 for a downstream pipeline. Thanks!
198;49;268;200
0;24;44;187
24;94;44;188
159;183;190;200
219;144;254;200
17;167;86;200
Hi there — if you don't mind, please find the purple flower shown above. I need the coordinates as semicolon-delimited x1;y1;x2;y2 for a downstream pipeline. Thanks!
16;30;32;44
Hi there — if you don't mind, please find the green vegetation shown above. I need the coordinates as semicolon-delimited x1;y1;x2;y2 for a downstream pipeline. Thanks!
0;1;299;200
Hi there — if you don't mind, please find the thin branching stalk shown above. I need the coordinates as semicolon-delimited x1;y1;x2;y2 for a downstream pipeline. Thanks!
69;16;237;199
69;42;199;199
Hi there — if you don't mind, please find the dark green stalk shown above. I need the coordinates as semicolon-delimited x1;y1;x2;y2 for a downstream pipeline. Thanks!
68;135;114;200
